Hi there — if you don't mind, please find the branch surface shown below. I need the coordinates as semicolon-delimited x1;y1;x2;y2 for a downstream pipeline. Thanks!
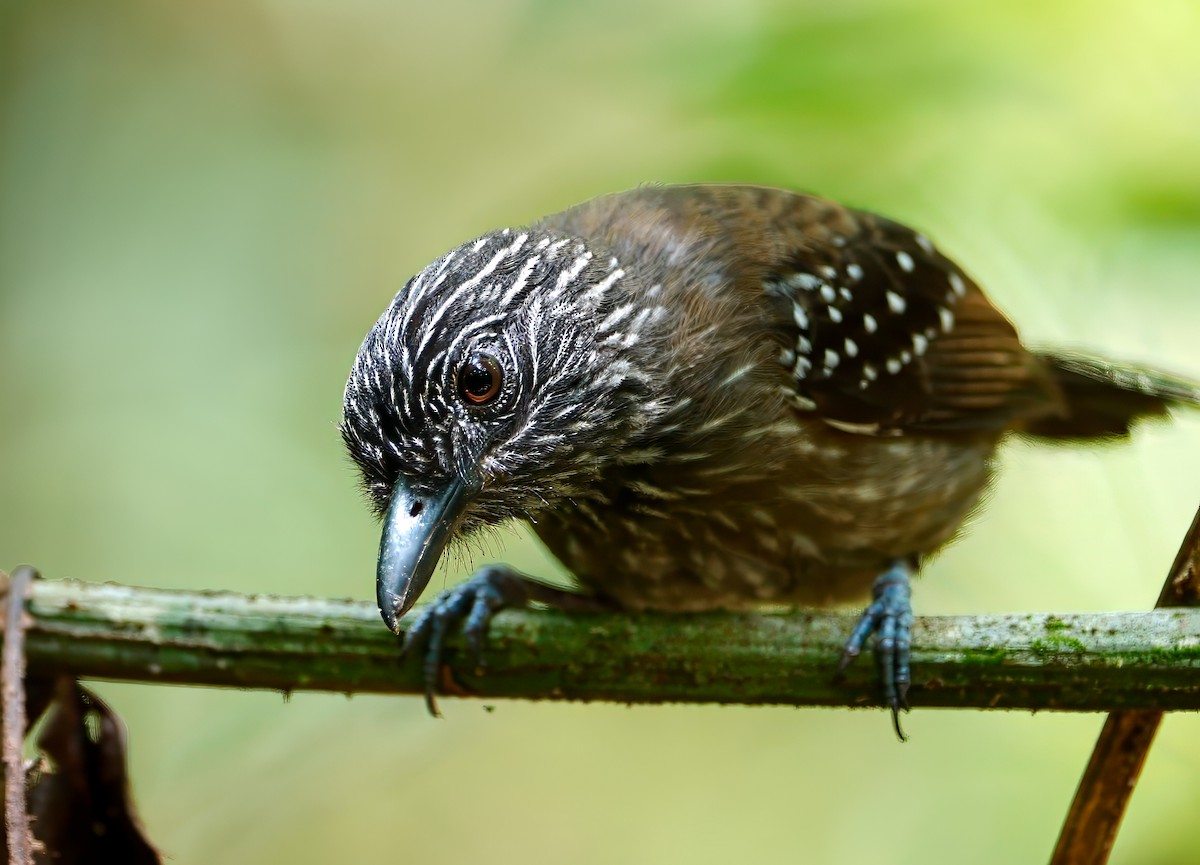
1051;502;1200;865
6;578;1200;711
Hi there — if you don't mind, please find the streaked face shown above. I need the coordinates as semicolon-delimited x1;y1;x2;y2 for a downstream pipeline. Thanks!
341;228;662;629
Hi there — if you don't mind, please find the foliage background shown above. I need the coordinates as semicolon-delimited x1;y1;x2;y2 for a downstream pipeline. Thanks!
2;1;1199;862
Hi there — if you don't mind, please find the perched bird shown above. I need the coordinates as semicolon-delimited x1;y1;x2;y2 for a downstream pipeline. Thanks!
341;183;1198;735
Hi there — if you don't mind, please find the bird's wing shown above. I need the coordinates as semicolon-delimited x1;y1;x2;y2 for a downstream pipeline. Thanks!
762;204;1063;434
538;183;1065;436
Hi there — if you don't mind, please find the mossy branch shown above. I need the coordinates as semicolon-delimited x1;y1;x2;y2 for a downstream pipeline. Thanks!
4;576;1200;711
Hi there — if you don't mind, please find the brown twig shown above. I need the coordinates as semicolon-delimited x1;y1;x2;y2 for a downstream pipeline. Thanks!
2;565;37;865
1050;504;1200;865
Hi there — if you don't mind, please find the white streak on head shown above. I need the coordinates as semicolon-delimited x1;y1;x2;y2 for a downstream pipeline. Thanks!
555;250;593;291
440;312;507;364
417;233;528;359
400;249;457;332
597;303;634;333
582;267;625;304
500;254;541;308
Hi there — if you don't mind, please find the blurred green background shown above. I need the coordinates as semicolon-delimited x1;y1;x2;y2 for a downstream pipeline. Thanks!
2;0;1199;862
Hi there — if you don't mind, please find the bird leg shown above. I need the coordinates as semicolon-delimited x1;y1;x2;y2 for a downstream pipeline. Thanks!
399;565;613;716
836;558;915;740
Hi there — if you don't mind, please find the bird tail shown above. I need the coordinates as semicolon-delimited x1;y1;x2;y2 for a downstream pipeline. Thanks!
1023;352;1200;441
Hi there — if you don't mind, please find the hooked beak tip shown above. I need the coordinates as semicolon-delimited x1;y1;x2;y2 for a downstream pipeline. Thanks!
379;599;403;634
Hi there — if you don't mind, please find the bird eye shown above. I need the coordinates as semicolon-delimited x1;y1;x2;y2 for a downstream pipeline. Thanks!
457;353;502;405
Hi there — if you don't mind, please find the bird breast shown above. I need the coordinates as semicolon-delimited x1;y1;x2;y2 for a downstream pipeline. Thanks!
532;383;998;611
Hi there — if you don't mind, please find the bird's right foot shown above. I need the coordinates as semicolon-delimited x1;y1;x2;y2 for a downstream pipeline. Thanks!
399;565;609;716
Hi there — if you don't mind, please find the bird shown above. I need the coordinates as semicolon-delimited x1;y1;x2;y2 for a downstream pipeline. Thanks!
340;183;1199;737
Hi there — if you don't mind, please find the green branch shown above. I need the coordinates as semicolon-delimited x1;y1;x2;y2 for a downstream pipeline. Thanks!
6;577;1200;711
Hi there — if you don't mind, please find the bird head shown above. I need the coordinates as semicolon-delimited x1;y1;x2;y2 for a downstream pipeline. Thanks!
341;228;665;631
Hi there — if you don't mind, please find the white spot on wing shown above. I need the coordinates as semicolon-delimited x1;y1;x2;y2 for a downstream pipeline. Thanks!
887;291;906;314
896;251;915;272
789;273;822;291
938;306;955;332
825;418;882;435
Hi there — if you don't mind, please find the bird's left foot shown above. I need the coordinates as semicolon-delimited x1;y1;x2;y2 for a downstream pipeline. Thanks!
399;565;609;716
836;559;915;740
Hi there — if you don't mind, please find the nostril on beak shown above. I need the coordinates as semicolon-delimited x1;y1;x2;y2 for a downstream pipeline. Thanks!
409;500;424;518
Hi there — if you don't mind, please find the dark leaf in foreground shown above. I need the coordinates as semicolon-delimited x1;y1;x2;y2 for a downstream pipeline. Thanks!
2;676;161;865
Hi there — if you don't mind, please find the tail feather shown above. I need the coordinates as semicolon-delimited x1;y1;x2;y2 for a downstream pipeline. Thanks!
1024;352;1200;441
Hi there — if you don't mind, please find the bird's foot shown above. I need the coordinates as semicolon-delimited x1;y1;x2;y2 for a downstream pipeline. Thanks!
399;565;608;717
836;559;915;741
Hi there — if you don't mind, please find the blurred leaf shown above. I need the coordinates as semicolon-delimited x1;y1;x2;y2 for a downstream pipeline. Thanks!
3;678;162;865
